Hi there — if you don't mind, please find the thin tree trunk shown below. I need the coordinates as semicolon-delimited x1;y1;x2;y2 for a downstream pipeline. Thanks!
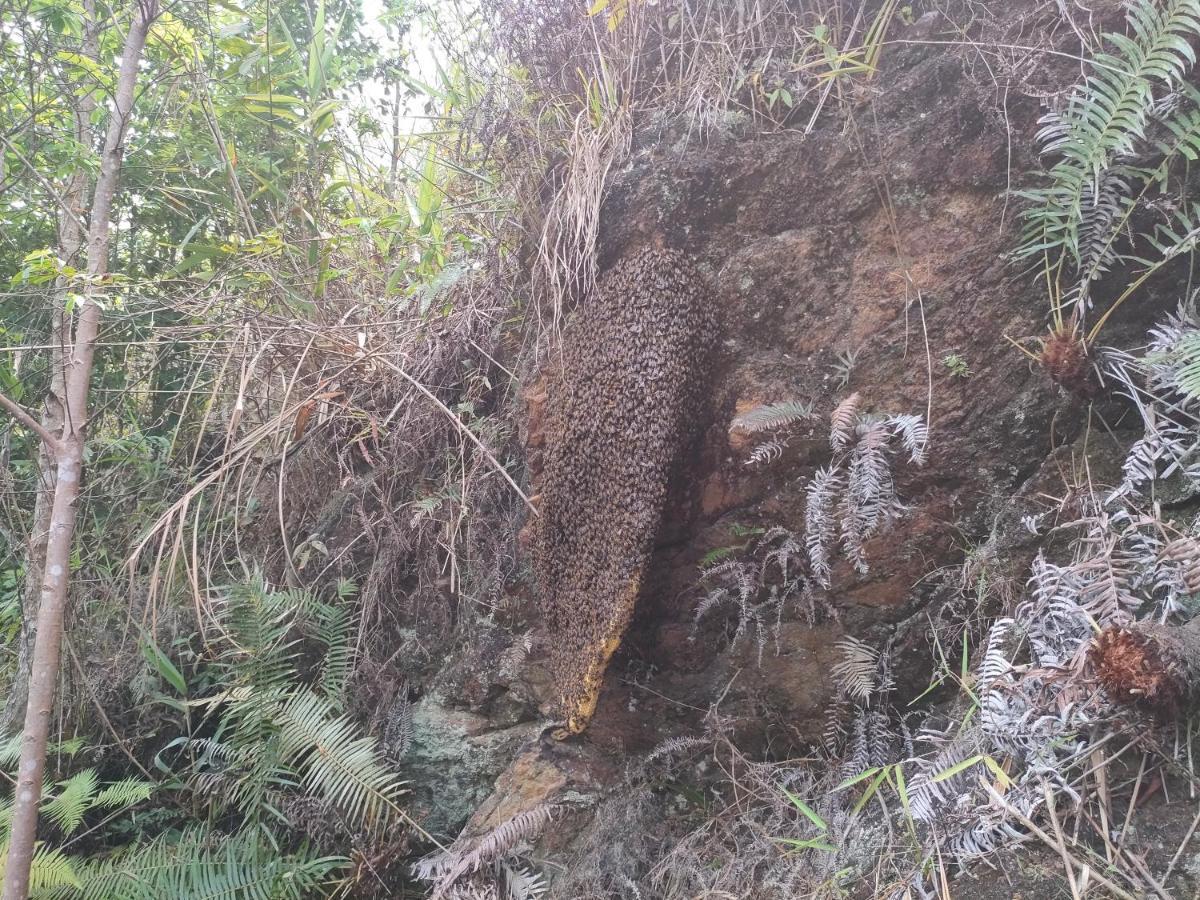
1;3;156;896
0;0;97;739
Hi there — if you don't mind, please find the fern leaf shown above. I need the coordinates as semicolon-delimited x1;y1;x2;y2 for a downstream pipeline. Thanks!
645;735;710;764
75;827;343;900
887;413;929;465
383;684;415;761
93;778;154;813
731;400;814;433
1018;0;1200;273
839;420;897;573
277;689;407;833
42;768;98;836
313;599;355;704
745;438;785;466
976;618;1013;690
0;838;81;895
501;862;548;900
831;636;877;702
805;466;843;587
829;393;861;451
423;805;555;899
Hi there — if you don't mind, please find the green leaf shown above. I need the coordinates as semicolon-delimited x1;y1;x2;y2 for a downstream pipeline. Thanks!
782;788;827;831
931;754;983;783
982;755;1012;789
699;545;737;567
94;778;154;811
241;92;305;105
55;50;108;83
834;766;881;792
42;769;99;835
385;266;407;295
894;763;911;818
852;768;889;815
140;633;187;696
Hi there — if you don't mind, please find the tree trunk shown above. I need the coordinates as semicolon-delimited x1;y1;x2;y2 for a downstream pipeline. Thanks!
0;1;97;739
1091;617;1200;714
1;3;156;896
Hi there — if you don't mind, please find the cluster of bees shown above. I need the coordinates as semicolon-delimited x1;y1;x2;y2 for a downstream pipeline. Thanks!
533;247;717;734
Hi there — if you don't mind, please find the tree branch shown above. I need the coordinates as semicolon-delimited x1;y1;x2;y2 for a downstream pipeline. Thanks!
0;135;89;235
0;391;58;449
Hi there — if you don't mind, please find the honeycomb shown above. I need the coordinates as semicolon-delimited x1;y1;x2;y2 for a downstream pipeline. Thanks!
533;247;716;734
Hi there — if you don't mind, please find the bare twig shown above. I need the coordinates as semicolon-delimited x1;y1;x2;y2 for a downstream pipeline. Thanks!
0;391;59;448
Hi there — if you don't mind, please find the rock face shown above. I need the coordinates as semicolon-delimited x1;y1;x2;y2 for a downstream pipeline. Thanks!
532;247;717;734
573;22;1142;751
420;1;1178;890
401;697;541;840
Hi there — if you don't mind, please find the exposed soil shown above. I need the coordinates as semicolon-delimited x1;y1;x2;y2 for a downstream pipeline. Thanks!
345;1;1200;895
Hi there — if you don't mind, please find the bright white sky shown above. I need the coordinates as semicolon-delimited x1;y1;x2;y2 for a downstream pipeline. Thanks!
352;0;444;163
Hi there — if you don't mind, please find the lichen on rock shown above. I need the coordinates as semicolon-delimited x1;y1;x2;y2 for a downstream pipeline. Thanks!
533;246;717;734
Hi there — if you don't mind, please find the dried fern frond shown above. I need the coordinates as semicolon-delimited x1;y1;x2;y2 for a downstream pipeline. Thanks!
420;804;556;899
829;393;861;451
805;466;842;587
746;438;786;466
887;413;929;466
732;399;815;433
502;862;549;900
1161;536;1200;592
646;735;711;765
831;636;877;702
758;526;801;574
383;683;414;762
499;632;534;680
976;618;1014;691
839;420;897;574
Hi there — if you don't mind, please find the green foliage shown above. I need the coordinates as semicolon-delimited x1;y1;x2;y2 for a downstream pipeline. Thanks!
276;689;402;829
0;751;154;897
942;353;971;379
0;567;19;646
1016;0;1200;334
66;828;342;900
0;840;81;897
1018;0;1200;271
180;577;403;835
1167;328;1200;396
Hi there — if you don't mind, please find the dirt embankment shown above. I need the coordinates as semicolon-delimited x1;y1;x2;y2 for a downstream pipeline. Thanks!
403;1;1198;894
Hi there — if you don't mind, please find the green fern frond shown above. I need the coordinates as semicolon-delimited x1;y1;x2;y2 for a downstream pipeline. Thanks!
1018;0;1200;269
0;736;82;772
1147;201;1200;258
42;769;99;836
93;778;154;813
276;689;406;832
0;735;19;768
73;827;343;900
312;601;354;704
187;733;294;825
0;838;81;897
215;576;305;692
1154;84;1200;162
1163;327;1200;397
